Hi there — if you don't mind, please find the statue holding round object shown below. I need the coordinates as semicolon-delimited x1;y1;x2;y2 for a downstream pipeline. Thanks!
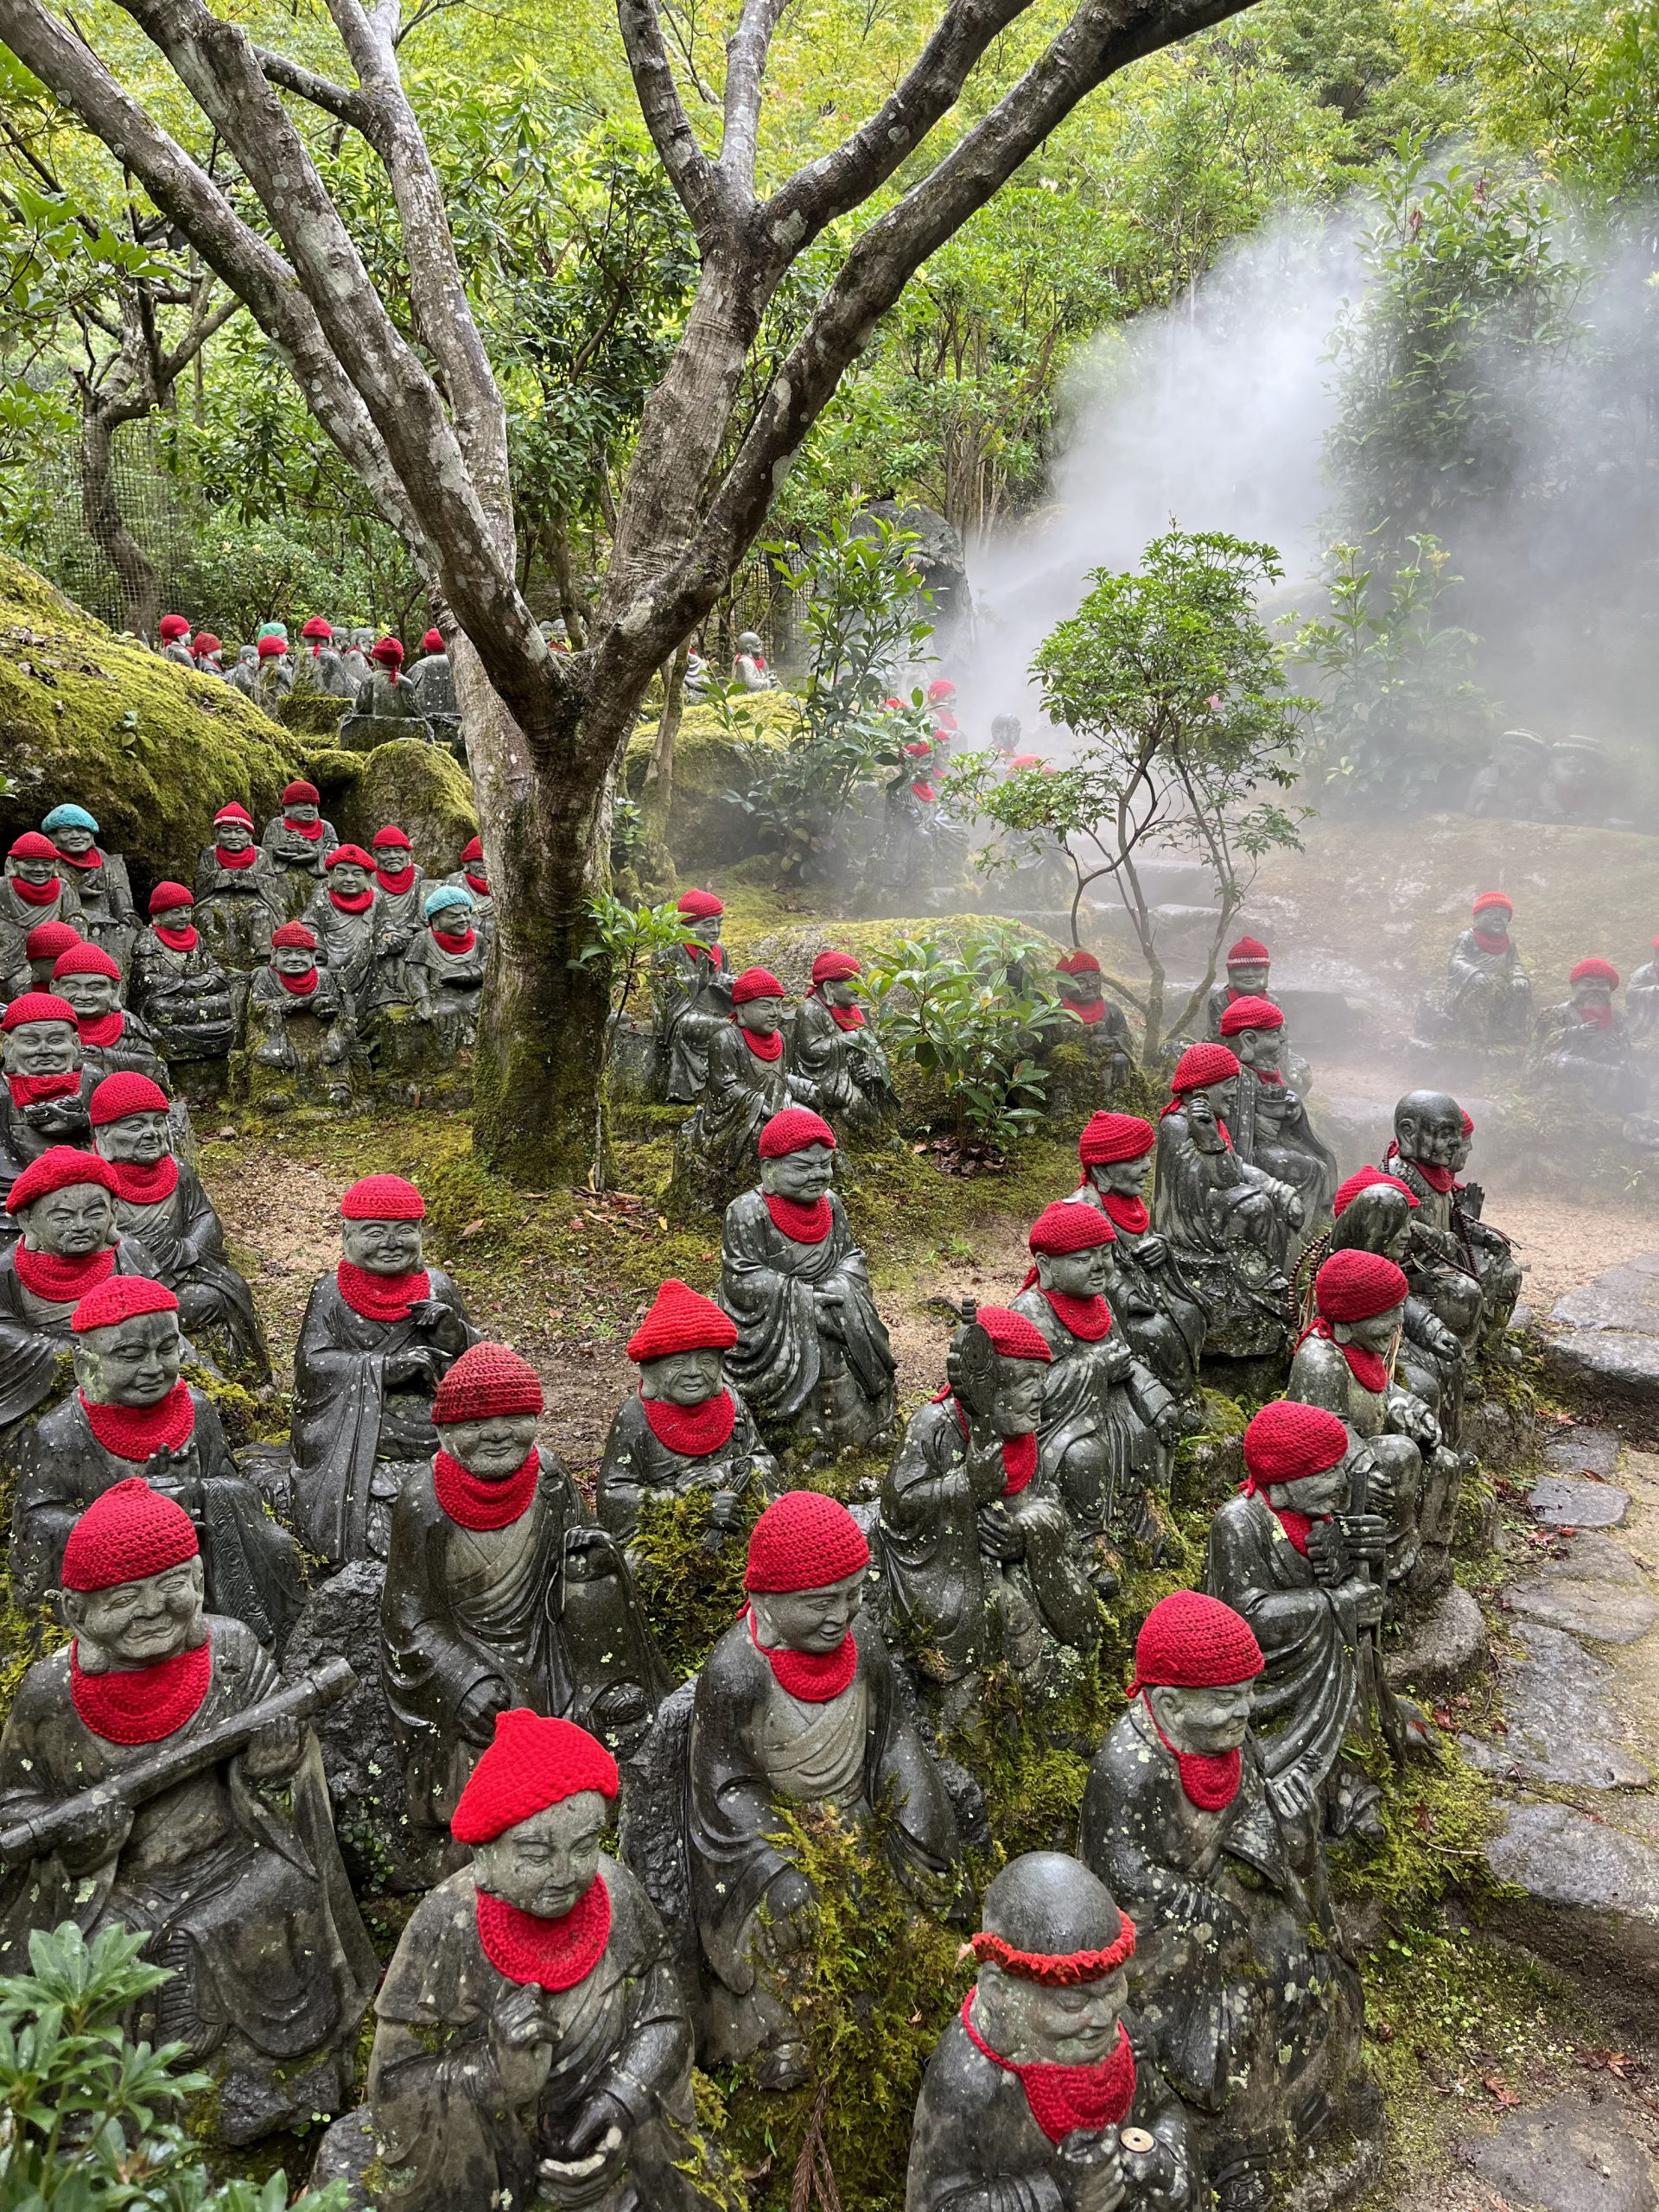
0;831;80;987
0;1478;377;2143
790;947;894;1128
50;939;165;1085
40;804;134;963
653;889;730;1104
130;883;241;1079
0;994;97;1203
261;779;341;912
1073;1111;1207;1421
193;803;285;970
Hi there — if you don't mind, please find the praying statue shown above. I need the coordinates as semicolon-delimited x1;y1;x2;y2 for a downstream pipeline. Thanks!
130;887;240;1082
673;967;817;1210
719;1109;896;1460
789;948;893;1128
1530;957;1646;1115
1434;891;1532;1045
1;993;97;1209
194;803;284;971
1215;995;1336;1220
401;887;487;1047
1073;1113;1206;1426
654;890;732;1104
1;831;80;988
246;922;360;1101
733;630;777;690
261;779;340;912
40;805;134;962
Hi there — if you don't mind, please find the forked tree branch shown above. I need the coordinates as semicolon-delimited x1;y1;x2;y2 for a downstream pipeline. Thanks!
615;0;722;245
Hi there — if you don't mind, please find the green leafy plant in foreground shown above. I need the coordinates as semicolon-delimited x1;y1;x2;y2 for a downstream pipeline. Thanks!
0;1921;344;2211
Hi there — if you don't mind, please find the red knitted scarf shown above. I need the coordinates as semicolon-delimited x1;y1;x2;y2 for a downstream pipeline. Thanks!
434;1444;539;1530
71;1636;211;1745
683;940;724;964
474;1876;611;1993
14;1242;114;1303
911;780;936;803
1095;1189;1149;1236
432;926;475;955
739;1025;784;1061
1001;1431;1038;1496
336;1259;430;1322
214;844;258;871
746;1606;858;1702
765;1192;832;1244
8;1069;80;1107
77;1010;125;1050
154;922;198;952
58;848;101;872
1242;1478;1317;1555
1138;1692;1243;1810
283;816;323;842
82;1380;196;1461
1296;1317;1389;1395
10;874;61;906
276;966;319;996
642;1387;736;1457
1042;1287;1111;1342
1580;1004;1613;1029
328;886;375;914
464;869;490;899
1471;927;1510;956
105;1154;179;1205
960;1999;1136;2145
1068;999;1107;1026
1387;1143;1454;1196
376;864;416;895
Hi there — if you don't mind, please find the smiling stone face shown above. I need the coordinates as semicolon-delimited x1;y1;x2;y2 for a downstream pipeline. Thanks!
63;1554;206;1669
470;1789;610;1921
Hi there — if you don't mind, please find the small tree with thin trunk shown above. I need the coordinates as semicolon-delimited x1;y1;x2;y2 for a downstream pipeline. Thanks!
0;0;1268;1181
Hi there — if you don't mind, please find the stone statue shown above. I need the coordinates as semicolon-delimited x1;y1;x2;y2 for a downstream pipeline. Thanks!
246;921;361;1099
261;779;340;912
1011;1204;1179;1571
732;630;777;691
17;919;81;991
989;714;1022;758
1151;1044;1302;1368
1465;728;1548;818
880;1300;1099;1702
351;1711;722;2212
189;632;226;678
10;1274;296;1643
1078;1590;1369;2212
1203;937;1308;1090
0;995;97;1208
625;1491;966;2088
302;844;385;1003
0;1478;377;2143
1215;996;1336;1221
130;886;240;1082
194;802;285;970
89;1072;268;1380
0;831;80;988
1436;892;1532;1045
402;887;486;1047
719;1109;896;1459
1530;957;1646;1114
1204;1402;1388;1836
1379;1091;1510;1414
49;941;166;1085
444;837;493;939
366;826;427;1007
789;948;893;1128
340;626;374;686
40;805;134;963
251;634;293;715
1629;937;1659;1043
227;641;259;696
1073;1113;1206;1426
1540;734;1611;824
156;612;194;665
683;639;711;699
655;889;732;1103
1325;1167;1465;1441
291;1174;479;1564
674;967;817;1204
295;616;358;701
382;1344;667;1857
1054;949;1128;1044
907;1852;1201;2212
405;627;461;744
595;1278;776;1554
339;638;433;747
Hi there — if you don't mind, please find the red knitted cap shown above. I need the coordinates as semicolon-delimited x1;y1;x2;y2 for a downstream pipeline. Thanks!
1571;957;1618;987
1471;891;1512;917
461;836;483;863
24;921;80;960
2;991;76;1032
7;1147;116;1215
72;1274;178;1333
1218;994;1283;1036
677;889;724;918
732;966;785;1005
372;637;404;664
213;802;253;827
1225;937;1269;966
1243;1399;1348;1484
1131;1589;1262;1689
1079;1111;1155;1166
61;1477;199;1591
372;824;411;849
10;831;59;861
1028;1200;1116;1255
810;949;861;984
759;1108;836;1158
53;943;121;981
192;634;221;656
1056;948;1103;977
433;1341;543;1424
283;780;321;804
1332;1165;1417;1218
327;843;375;871
271;921;317;950
422;628;443;652
1316;1249;1409;1323
341;1173;425;1220
1459;1109;1474;1136
148;882;194;915
977;1304;1053;1362
90;1072;168;1126
927;678;957;701
157;614;190;641
256;635;286;658
302;616;332;639
745;1490;870;1592
627;1278;738;1363
1170;1042;1239;1093
450;1709;619;1844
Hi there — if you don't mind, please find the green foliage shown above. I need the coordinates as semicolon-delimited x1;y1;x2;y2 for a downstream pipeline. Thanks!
630;1485;765;1681
0;1921;343;2210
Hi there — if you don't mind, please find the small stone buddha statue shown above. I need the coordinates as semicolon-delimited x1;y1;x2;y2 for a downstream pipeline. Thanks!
382;1343;667;1855
340;636;433;747
130;884;240;1081
1530;956;1646;1113
247;920;359;1096
1079;1590;1368;2212
250;632;294;714
1448;1107;1523;1357
356;1711;722;2212
291;615;353;700
403;887;486;1046
1216;995;1336;1221
225;640;257;696
0;994;96;1205
675;965;818;1205
1011;1202;1180;1571
340;625;374;685
260;779;340;912
156;611;194;665
1326;1167;1465;1436
719;1108;897;1459
1439;891;1532;1045
0;830;80;986
40;805;134;961
1465;727;1548;818
367;825;427;1005
1203;1402;1387;1836
194;801;284;969
1377;1090;1491;1392
655;889;732;1103
405;626;461;743
1629;937;1659;1042
595;1277;777;1553
17;918;82;992
1054;948;1133;1086
50;940;165;1084
291;1173;479;1564
189;631;226;678
1540;734;1612;824
0;1478;378;2142
89;1072;268;1380
1203;935;1308;1089
1073;1112;1207;1424
880;1300;1099;1701
303;843;385;1002
732;630;777;690
908;1852;1201;2212
1152;1043;1302;1367
10;1274;297;1643
444;836;493;939
789;948;893;1127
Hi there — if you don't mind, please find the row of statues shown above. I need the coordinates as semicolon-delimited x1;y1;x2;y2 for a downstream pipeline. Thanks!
155;617;458;748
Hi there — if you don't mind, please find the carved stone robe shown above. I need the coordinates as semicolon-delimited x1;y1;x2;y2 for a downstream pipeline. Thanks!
258;816;340;915
656;942;732;1103
790;994;892;1124
57;848;135;960
0;873;80;992
107;1160;268;1379
0;1067;97;1215
595;1388;775;1546
131;928;241;1063
1009;1286;1173;1544
302;884;385;1004
1073;1188;1207;1412
246;963;355;1084
76;1007;166;1086
1153;1106;1300;1360
680;1022;804;1186
191;846;285;970
1444;927;1531;1042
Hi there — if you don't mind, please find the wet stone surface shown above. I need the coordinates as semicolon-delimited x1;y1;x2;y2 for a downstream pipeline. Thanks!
1460;1622;1650;1789
1541;1426;1624;1479
1529;1474;1631;1529
1506;1530;1658;1644
1465;2094;1658;2212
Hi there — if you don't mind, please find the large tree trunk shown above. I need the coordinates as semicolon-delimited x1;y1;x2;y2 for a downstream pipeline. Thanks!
80;400;160;638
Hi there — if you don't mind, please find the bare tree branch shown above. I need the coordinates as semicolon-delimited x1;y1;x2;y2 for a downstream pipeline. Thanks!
718;0;792;200
251;44;377;136
615;0;722;245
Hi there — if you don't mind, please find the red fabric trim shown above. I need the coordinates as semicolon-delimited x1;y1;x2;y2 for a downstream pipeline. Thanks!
58;849;101;873
276;966;319;996
10;874;62;906
1580;1005;1614;1029
71;1636;211;1745
214;845;258;872
13;1243;114;1303
958;2003;1136;2144
433;1443;539;1530
105;1154;179;1205
966;1913;1135;1983
911;780;936;803
764;1192;832;1244
335;1258;430;1322
739;1026;785;1062
828;1003;866;1030
464;869;490;898
1471;928;1510;956
746;1606;857;1701
8;1070;80;1108
283;817;323;842
81;1381;195;1461
76;1011;124;1050
1240;1477;1318;1555
641;1387;736;1457
1295;1316;1389;1394
1096;1190;1150;1236
683;940;725;964
375;864;416;895
1001;1431;1038;1496
1069;999;1106;1026
328;886;375;914
154;923;198;952
1386;1141;1456;1195
432;926;476;955
1138;1692;1243;1809
475;1875;611;1993
1042;1287;1111;1342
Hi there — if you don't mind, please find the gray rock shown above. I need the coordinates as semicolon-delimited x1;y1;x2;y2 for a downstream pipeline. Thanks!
1507;1531;1657;1644
1545;1255;1659;1423
1460;1622;1650;1789
1465;2095;1657;2212
1487;1800;1659;2036
1529;1475;1630;1530
1541;1427;1622;1479
311;2105;376;2208
1382;1582;1489;1694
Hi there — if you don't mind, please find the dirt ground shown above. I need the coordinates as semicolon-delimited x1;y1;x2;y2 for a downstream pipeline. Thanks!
1475;1181;1659;1317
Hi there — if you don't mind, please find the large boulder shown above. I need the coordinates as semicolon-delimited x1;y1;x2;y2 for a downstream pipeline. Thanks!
625;696;792;871
0;555;305;892
302;736;478;880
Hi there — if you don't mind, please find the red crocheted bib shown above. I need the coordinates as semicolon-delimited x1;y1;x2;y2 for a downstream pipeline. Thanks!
9;1070;81;1108
82;1382;195;1462
71;1636;211;1745
764;1192;832;1245
960;1999;1137;2145
475;1876;611;1993
1042;1287;1112;1342
433;1445;539;1530
14;1243;115;1304
746;1607;858;1702
106;1154;180;1205
1138;1694;1243;1810
641;1388;736;1458
739;1026;785;1062
336;1260;430;1323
